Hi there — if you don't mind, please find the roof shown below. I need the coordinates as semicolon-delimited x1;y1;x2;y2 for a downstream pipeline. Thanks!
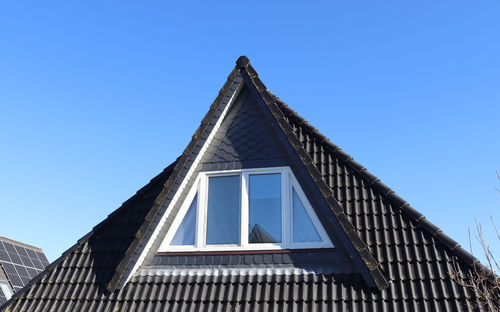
0;237;49;306
1;56;487;311
0;238;44;254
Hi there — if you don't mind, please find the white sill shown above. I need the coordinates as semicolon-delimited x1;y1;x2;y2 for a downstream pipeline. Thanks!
161;243;334;253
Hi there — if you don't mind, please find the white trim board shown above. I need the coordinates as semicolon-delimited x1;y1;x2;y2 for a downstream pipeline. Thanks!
137;267;325;277
122;80;244;286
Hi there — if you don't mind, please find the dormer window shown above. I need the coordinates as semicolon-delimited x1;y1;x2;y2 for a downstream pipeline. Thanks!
159;167;333;252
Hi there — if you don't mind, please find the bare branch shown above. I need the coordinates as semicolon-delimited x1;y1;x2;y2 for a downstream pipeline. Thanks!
491;216;500;241
496;171;500;194
449;173;500;310
469;227;474;256
451;217;500;311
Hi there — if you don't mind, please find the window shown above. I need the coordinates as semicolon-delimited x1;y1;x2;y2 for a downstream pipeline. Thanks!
248;173;281;243
0;281;12;301
160;167;333;251
170;194;197;245
206;176;240;244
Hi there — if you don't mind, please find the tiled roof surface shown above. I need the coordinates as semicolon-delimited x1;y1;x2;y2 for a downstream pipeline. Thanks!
1;57;486;311
209;86;286;164
3;272;476;311
273;97;481;310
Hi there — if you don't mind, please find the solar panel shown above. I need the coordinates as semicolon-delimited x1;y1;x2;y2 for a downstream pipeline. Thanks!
20;255;34;267
8;253;22;265
14;265;29;278
2;242;15;254
26;267;38;279
14;245;28;257
36;251;49;265
0;238;49;298
0;250;9;262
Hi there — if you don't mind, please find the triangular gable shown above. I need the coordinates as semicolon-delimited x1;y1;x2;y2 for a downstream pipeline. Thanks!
203;85;290;168
117;57;388;290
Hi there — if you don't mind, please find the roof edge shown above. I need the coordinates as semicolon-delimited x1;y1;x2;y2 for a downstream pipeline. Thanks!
0;159;179;309
271;92;490;275
108;64;244;292
238;57;389;290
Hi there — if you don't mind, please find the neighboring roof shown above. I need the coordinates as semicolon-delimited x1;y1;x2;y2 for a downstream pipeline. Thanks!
0;237;49;306
0;238;44;254
1;57;486;311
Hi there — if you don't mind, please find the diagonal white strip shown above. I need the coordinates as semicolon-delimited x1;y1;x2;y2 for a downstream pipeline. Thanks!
122;79;244;286
137;266;319;277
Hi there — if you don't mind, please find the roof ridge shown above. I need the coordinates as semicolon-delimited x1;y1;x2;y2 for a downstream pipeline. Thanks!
271;94;485;272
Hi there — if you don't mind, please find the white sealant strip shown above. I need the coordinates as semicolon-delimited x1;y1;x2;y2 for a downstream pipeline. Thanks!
137;266;317;277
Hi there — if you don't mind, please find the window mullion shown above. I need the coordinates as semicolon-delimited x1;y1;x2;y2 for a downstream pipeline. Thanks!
241;172;249;247
283;169;291;247
196;174;207;249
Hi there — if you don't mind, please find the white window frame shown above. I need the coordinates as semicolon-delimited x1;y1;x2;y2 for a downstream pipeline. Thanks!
158;166;333;252
0;280;13;301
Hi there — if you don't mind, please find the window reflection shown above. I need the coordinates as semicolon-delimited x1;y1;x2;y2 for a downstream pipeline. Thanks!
293;188;321;242
171;195;197;246
206;175;240;244
249;174;282;243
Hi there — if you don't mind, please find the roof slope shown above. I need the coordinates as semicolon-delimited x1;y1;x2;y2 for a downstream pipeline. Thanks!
1;159;178;311
273;97;480;310
1;57;485;311
0;237;50;305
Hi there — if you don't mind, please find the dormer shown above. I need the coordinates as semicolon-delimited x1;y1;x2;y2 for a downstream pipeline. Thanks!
120;57;387;291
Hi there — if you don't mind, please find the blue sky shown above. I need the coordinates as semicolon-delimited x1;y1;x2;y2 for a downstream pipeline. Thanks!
0;1;499;262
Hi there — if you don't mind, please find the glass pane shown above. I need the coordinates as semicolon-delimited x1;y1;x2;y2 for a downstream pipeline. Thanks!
293;188;322;242
171;195;197;245
206;175;240;244
249;173;282;243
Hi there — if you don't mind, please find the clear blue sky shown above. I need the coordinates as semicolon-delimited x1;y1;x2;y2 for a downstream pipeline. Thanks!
0;1;499;262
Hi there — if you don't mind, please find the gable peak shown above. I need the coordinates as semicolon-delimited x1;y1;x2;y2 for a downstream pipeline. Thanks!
236;55;250;68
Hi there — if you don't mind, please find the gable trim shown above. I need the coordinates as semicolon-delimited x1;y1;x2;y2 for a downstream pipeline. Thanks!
235;56;390;290
120;78;245;287
101;70;244;292
272;91;489;277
